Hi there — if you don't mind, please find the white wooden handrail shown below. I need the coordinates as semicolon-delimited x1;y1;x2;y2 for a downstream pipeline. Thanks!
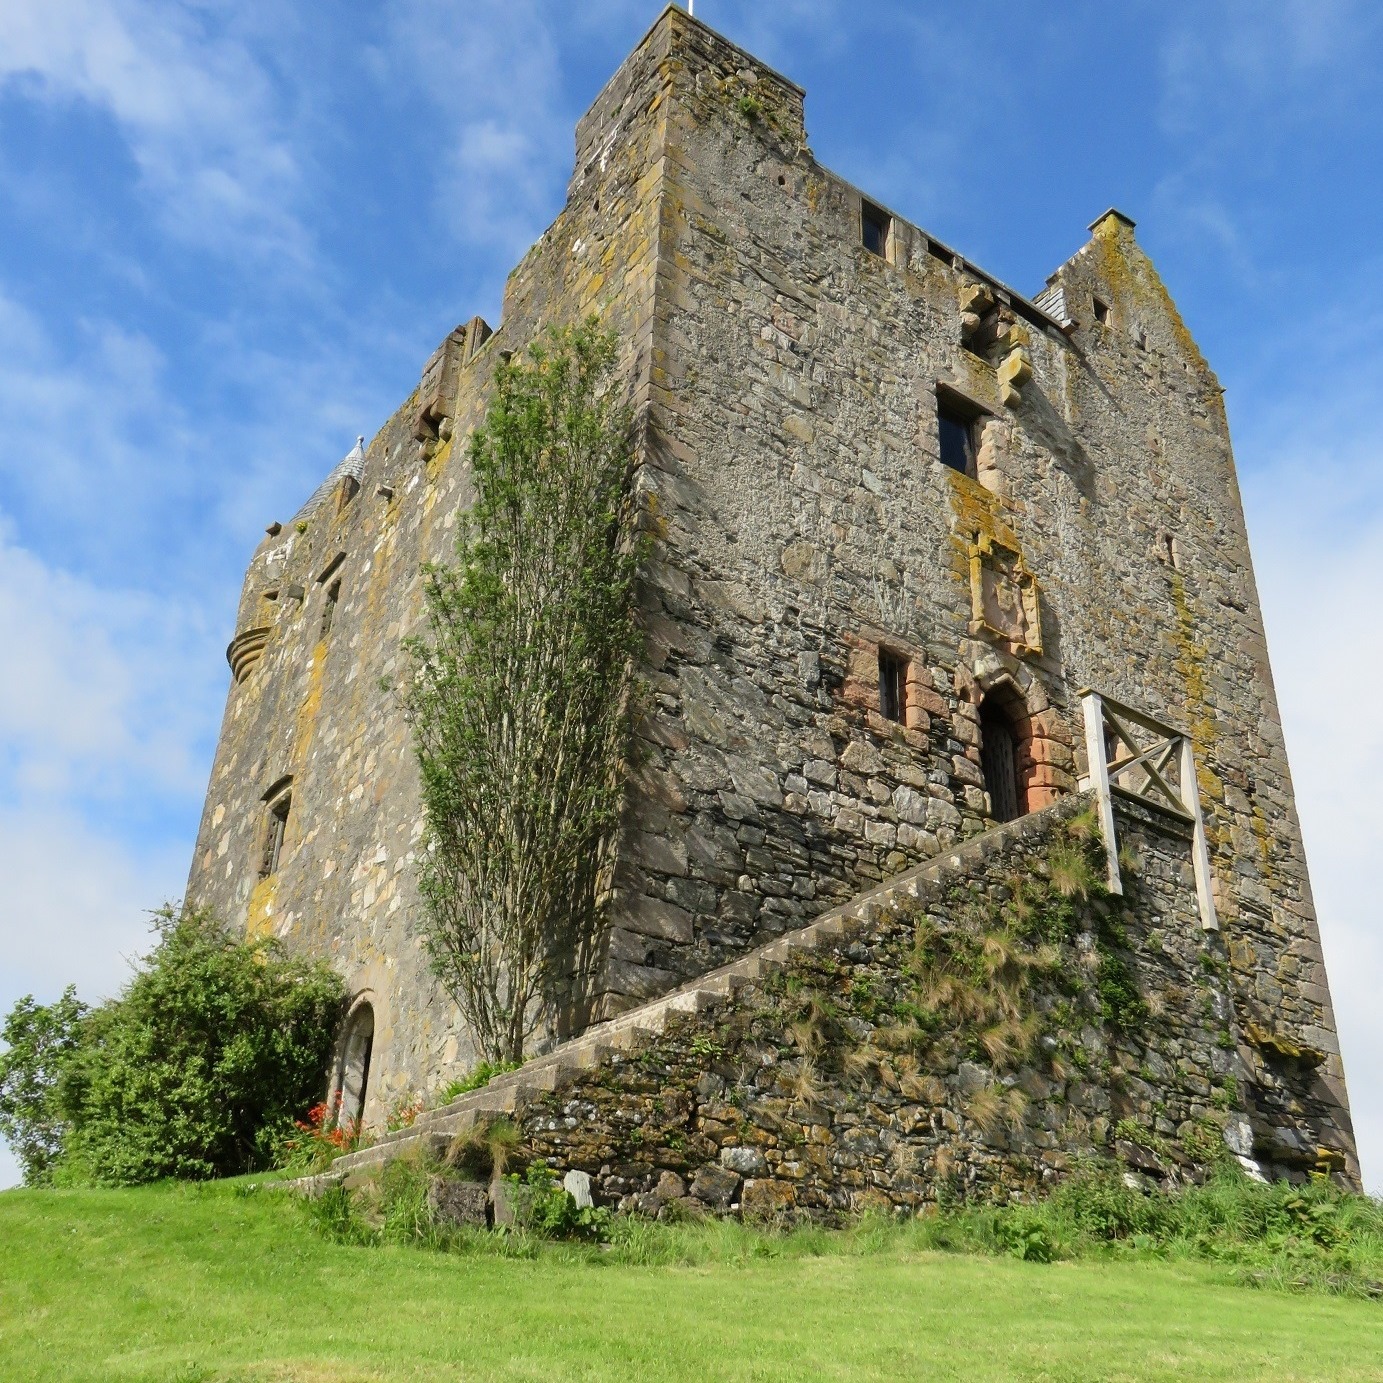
1078;688;1218;931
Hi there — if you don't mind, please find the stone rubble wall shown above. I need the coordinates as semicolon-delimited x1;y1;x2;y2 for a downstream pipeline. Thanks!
305;794;1354;1209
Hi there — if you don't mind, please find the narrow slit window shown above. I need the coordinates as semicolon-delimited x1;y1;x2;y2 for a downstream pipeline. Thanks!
861;201;890;258
937;391;981;477
320;579;340;640
259;786;292;880
879;649;908;724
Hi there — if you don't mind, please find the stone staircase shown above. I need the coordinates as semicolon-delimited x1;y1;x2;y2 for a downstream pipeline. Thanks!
294;796;1085;1194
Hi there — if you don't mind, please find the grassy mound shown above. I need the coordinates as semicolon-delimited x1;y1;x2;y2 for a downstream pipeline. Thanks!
2;1175;1381;1382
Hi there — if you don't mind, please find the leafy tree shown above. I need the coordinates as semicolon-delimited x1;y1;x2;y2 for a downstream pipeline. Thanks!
5;905;347;1186
0;987;87;1186
402;320;644;1064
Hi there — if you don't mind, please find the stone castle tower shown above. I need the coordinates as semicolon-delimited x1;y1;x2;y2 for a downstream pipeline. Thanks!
186;7;1357;1190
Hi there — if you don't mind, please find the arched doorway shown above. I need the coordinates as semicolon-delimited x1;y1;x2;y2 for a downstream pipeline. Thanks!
980;690;1028;823
333;1002;375;1128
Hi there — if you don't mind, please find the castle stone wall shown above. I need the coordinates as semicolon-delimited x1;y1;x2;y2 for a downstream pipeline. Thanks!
604;8;1354;1174
184;15;685;1119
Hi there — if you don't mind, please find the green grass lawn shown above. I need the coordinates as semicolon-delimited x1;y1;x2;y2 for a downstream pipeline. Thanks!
1;1180;1380;1382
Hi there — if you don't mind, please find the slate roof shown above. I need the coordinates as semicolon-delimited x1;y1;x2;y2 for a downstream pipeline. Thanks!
290;436;366;524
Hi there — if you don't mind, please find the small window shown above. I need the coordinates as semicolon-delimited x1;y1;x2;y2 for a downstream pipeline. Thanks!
861;201;890;258
937;392;981;477
259;782;292;880
320;580;340;640
879;649;908;723
1092;296;1110;326
337;475;360;513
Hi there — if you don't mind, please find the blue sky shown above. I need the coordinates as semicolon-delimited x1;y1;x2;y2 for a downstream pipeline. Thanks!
1;0;1380;1192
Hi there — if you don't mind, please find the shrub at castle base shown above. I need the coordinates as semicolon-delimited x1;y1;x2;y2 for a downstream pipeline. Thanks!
0;907;345;1187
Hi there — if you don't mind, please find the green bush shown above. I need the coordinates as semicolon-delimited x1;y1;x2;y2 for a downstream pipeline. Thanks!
2;905;345;1186
0;986;87;1185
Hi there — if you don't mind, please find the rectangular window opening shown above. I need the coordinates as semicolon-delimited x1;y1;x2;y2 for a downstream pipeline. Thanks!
879;648;908;724
260;789;291;880
861;201;890;258
1093;296;1110;325
937;389;982;478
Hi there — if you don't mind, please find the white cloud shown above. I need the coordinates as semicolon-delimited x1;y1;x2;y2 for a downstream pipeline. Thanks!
1159;0;1383;137
0;517;219;803
382;0;573;256
0;280;411;592
0;806;176;1002
0;291;195;551
381;0;850;258
0;529;215;1191
1234;302;1383;1193
0;0;308;260
0;804;183;1190
1245;468;1383;1194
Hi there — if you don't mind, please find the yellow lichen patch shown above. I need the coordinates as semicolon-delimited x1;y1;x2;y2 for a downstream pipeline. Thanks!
1244;1020;1325;1067
292;639;328;767
1088;217;1210;377
424;434;454;482
245;873;278;941
341;505;401;736
944;467;1021;555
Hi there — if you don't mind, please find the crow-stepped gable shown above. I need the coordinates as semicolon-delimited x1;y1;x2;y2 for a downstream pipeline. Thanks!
187;6;1358;1198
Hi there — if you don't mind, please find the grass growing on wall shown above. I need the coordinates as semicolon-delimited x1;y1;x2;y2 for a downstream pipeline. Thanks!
2;1178;1382;1382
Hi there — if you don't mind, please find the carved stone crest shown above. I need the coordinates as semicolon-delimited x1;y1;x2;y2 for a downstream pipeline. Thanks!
967;533;1042;657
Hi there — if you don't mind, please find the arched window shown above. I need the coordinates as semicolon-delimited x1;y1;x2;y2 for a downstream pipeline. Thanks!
332;1002;375;1128
980;693;1027;823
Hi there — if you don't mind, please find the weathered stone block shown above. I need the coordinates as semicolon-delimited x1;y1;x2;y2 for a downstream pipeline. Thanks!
427;1177;489;1229
741;1178;798;1220
720;1145;768;1176
690;1163;740;1207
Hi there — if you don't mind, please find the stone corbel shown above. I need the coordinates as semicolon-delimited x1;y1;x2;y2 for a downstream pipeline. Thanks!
996;323;1033;407
412;316;491;462
227;626;271;683
959;281;995;349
